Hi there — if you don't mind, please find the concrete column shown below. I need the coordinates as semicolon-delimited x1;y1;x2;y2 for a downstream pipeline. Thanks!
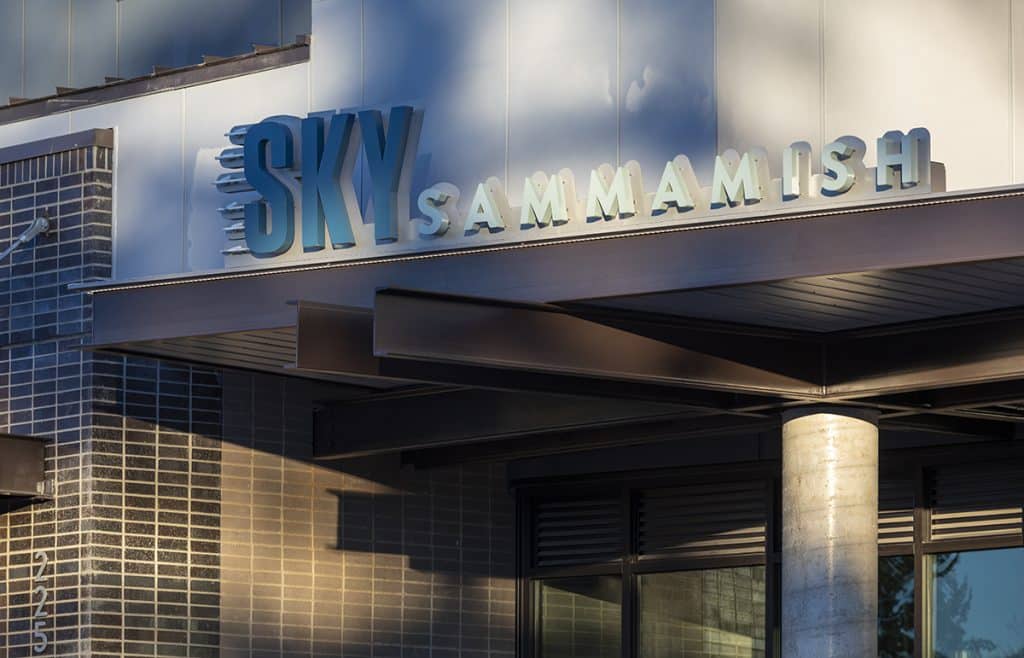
782;406;879;658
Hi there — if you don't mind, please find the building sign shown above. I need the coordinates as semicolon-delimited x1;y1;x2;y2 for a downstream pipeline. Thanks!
215;106;944;266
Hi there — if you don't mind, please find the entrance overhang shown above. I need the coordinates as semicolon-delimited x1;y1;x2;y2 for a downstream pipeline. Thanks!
80;186;1024;458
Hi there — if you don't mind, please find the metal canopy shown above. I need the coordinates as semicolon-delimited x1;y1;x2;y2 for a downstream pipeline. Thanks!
586;258;1024;333
81;186;1024;458
330;288;1024;409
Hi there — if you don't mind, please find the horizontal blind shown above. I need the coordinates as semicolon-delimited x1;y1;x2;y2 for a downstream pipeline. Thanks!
879;476;916;548
929;462;1024;544
637;480;767;560
532;498;624;568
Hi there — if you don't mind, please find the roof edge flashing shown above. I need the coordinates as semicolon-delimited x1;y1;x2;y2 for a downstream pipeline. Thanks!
0;128;113;166
0;42;309;127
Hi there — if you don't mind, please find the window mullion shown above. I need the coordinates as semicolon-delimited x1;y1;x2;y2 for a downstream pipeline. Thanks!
622;486;636;658
913;464;929;658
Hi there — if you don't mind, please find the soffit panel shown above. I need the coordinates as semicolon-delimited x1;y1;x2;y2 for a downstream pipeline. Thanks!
583;257;1024;333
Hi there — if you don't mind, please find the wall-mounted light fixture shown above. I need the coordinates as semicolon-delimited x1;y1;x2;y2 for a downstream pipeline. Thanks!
0;212;53;264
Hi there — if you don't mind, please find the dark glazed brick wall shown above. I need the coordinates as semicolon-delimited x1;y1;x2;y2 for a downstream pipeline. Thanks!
0;142;223;658
0;143;115;657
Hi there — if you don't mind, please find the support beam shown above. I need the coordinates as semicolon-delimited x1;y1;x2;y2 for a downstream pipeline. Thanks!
313;388;706;459
872;378;1024;414
401;414;777;469
295;298;786;410
826;309;1024;396
373;289;822;397
879;414;1018;440
373;292;1024;407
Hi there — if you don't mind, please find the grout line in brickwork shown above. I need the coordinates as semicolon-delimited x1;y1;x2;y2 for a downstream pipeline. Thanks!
279;377;285;656
247;372;255;656
429;469;435;658
401;464;407;658
186;364;193;655
310;443;315;657
120;357;127;658
0;332;90;351
155;361;162;657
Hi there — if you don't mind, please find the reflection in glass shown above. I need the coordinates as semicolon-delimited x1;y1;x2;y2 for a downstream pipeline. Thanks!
538;576;622;658
931;548;1024;658
879;555;915;657
639;567;766;658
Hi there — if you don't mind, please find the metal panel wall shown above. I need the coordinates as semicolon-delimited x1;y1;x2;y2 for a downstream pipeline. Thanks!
3;0;1024;281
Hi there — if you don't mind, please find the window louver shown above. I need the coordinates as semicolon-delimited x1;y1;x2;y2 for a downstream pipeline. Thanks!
879;476;916;548
929;462;1024;545
532;498;624;568
637;481;768;560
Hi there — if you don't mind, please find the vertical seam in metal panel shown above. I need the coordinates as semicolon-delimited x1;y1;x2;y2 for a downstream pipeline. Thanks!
360;0;365;106
713;0;719;154
279;0;284;46
67;0;72;87
110;128;118;278
20;0;25;98
505;0;510;191
819;0;826;150
616;0;622;167
115;0;121;78
1010;0;1015;182
181;91;187;271
360;0;365;210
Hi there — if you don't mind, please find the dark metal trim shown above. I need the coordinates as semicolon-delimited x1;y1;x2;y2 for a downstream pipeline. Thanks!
921;536;1024;554
0;128;113;164
632;553;768;573
515;490;529;658
0;43;309;126
401;416;777;469
524;561;625;580
912;465;927;658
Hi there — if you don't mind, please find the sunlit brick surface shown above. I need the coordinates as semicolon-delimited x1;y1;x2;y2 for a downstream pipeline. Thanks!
218;371;516;658
0;138;517;657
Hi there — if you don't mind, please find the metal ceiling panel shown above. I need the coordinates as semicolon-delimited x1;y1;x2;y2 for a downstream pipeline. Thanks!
586;257;1024;333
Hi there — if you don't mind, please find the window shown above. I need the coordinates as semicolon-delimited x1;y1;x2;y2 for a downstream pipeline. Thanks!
538;576;622;658
879;474;916;658
519;456;1024;658
928;548;1024;658
638;567;767;658
879;555;915;658
523;475;775;658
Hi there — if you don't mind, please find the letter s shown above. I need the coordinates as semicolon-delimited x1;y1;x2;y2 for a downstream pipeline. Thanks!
244;120;296;257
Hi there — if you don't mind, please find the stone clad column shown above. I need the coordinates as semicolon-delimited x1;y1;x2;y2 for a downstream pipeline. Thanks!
782;407;879;658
